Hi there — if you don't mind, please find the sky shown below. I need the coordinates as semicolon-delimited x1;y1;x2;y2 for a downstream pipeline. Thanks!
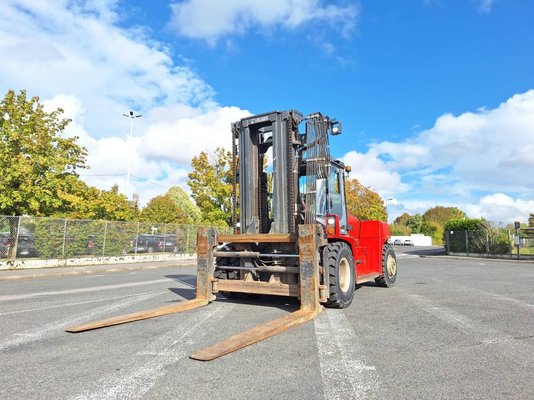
1;0;533;224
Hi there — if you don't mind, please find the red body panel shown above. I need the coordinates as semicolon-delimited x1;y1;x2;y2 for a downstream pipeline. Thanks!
327;213;390;279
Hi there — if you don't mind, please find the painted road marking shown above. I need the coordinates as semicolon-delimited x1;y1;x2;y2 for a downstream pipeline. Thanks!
0;278;175;302
315;310;379;400
70;303;232;400
405;294;514;344
0;291;163;316
0;292;164;351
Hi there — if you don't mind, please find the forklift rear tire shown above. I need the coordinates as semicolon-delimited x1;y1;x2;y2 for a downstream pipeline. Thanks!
375;244;397;287
324;242;355;309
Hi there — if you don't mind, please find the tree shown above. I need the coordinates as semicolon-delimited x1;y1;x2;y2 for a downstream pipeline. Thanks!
422;206;466;227
141;195;187;224
390;224;411;236
394;213;411;226
91;185;138;221
344;179;386;221
529;213;534;227
56;181;137;221
407;214;423;233
443;218;485;232
188;148;234;226
421;220;444;245
0;89;87;257
165;186;202;224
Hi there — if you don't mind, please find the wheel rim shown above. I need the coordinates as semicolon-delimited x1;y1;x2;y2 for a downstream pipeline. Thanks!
387;255;397;278
339;258;351;292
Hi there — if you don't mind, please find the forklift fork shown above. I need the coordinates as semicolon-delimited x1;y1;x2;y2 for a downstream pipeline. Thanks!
66;225;324;361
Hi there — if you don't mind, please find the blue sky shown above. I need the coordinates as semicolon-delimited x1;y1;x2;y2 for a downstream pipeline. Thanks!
1;0;533;223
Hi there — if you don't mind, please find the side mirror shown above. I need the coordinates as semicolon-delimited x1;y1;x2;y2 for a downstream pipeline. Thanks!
331;121;342;135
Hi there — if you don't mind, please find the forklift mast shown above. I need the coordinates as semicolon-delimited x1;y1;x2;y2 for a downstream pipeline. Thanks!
232;110;340;235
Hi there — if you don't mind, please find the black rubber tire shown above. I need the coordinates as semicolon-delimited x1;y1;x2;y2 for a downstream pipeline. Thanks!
375;244;397;287
324;242;356;309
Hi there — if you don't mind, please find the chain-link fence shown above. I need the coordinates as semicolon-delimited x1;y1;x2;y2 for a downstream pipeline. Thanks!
445;229;534;259
0;215;232;261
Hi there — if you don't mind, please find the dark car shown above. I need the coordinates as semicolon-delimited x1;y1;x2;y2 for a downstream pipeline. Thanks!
0;233;9;258
0;233;39;258
130;234;177;253
16;234;39;257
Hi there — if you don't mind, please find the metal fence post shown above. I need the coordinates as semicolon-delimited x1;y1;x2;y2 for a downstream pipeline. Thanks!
186;225;190;254
465;231;469;256
509;229;513;257
12;216;22;260
61;218;68;259
135;221;139;254
485;230;490;256
446;230;450;254
102;220;108;258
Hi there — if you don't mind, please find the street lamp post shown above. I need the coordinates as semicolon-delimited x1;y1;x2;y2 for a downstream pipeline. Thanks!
385;198;393;223
122;111;142;199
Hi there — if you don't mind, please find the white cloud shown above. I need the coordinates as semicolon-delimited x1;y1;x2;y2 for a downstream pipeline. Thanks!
168;0;359;43
141;106;250;164
478;0;496;13
0;0;215;137
0;1;251;204
466;193;534;223
341;90;534;223
341;150;409;196
372;90;534;195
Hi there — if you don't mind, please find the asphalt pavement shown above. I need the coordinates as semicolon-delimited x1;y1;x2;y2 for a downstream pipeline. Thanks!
0;247;532;400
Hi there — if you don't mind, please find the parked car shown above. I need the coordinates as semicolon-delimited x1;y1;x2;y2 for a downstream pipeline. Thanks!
130;234;178;253
0;233;9;258
393;239;403;246
404;239;414;246
0;233;39;258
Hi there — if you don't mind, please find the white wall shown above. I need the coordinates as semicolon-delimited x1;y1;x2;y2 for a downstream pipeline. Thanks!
390;234;433;246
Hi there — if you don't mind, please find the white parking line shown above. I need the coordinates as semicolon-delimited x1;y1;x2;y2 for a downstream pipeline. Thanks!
315;310;380;400
70;303;232;400
405;294;513;344
0;292;164;351
0;279;173;302
0;291;163;316
396;253;418;258
441;281;534;310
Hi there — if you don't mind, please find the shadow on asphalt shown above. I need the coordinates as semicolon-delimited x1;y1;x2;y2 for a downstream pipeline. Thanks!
164;273;299;312
399;246;447;257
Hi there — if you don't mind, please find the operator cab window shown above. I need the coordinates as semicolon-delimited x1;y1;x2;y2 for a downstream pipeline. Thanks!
327;165;348;234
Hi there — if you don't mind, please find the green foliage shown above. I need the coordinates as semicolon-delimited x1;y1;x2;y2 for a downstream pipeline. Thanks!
423;206;466;227
529;213;534;227
421;220;444;245
390;223;412;236
0;89;90;258
345;179;386;221
188;148;234;226
141;195;187;223
34;218;141;258
393;212;422;234
444;219;511;255
166;186;202;223
57;182;137;221
394;213;411;226
0;89;88;217
444;218;485;231
407;214;423;233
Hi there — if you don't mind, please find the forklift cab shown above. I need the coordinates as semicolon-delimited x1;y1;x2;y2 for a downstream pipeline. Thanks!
299;160;348;235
